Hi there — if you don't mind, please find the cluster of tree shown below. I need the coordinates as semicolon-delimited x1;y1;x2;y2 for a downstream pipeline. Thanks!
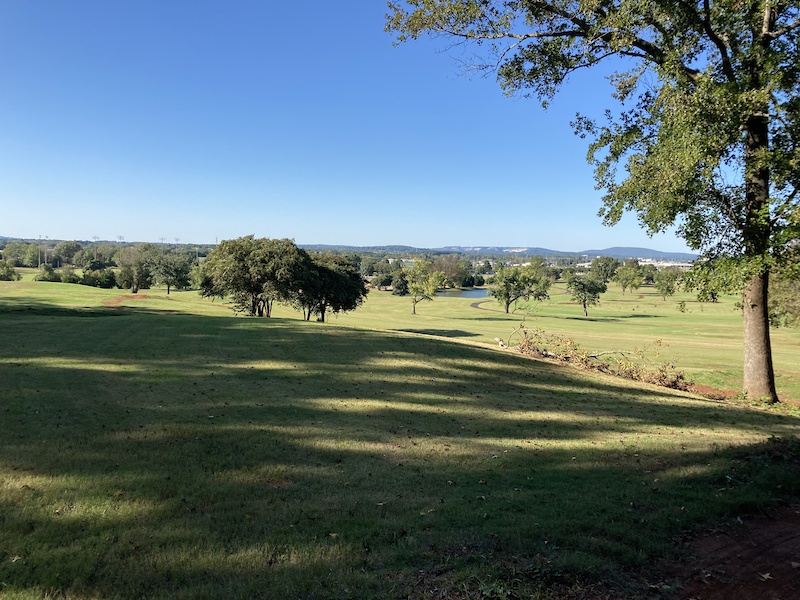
1;240;112;269
364;253;486;291
387;1;799;403
9;243;195;293
200;236;368;322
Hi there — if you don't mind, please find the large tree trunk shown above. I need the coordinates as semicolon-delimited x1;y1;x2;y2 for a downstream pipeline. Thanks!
742;271;777;401
742;113;779;402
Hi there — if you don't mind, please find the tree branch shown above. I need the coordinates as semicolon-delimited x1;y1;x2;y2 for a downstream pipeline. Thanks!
703;0;737;82
766;17;800;39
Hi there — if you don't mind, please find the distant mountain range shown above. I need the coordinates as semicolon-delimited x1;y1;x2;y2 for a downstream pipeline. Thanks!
304;244;697;261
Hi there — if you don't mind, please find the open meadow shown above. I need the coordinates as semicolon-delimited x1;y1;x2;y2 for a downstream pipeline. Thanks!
2;280;800;598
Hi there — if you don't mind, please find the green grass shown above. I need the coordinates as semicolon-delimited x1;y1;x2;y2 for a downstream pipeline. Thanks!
329;282;800;401
1;281;799;599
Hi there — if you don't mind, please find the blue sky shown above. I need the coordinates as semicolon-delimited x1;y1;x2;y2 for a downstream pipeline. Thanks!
1;1;692;253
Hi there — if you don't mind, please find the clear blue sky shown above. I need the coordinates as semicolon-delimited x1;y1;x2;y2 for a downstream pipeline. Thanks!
1;1;692;253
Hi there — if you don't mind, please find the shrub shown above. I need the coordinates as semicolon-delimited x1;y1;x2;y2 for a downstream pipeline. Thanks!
34;263;62;282
0;259;22;281
60;266;81;284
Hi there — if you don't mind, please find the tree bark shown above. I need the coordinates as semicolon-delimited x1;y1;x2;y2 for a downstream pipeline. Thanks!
742;112;779;402
742;271;778;401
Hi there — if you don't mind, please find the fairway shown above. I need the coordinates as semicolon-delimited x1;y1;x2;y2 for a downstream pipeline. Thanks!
2;282;799;599
331;282;800;402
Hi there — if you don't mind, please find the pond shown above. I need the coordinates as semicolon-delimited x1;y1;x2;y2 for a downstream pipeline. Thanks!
435;287;489;299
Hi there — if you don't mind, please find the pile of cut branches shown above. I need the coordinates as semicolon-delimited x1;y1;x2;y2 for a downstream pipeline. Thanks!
509;325;692;391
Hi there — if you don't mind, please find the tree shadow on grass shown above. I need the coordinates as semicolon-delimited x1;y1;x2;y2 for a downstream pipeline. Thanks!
0;298;121;318
1;307;799;598
398;328;481;338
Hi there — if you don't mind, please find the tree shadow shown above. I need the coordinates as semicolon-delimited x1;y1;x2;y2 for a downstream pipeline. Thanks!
398;328;481;338
1;307;798;598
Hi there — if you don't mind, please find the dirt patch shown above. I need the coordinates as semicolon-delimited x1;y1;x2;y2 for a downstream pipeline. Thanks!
102;294;148;307
675;506;800;600
689;384;740;400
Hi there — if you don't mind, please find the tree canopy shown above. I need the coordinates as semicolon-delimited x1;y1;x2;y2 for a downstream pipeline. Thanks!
489;260;552;313
293;253;369;322
201;237;368;320
387;0;800;402
404;260;446;314
201;237;308;317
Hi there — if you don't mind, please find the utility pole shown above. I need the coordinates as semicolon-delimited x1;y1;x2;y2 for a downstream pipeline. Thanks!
93;236;100;260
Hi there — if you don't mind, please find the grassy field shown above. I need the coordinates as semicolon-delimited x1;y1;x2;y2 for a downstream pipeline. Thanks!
1;280;800;598
330;283;800;402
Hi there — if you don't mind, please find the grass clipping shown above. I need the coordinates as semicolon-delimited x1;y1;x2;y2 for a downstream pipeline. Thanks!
509;325;692;391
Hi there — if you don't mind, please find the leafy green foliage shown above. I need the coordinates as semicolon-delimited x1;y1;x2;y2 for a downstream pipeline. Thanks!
403;259;445;314
589;256;620;284
569;275;607;316
33;263;61;282
117;244;160;293
153;252;193;294
52;240;82;265
292;253;368;322
653;267;681;300
489;260;552;313
0;259;21;281
614;265;643;295
386;0;800;401
202;236;309;317
769;269;800;328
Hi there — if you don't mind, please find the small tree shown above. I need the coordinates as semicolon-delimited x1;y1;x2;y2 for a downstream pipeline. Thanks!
154;252;192;294
391;270;409;296
432;254;469;288
489;262;552;313
117;244;159;293
404;260;445;314
52;241;82;266
570;276;607;317
59;266;81;284
654;268;681;300
589;256;620;284
615;266;643;295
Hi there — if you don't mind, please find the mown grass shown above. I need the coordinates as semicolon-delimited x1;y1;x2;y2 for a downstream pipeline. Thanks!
330;283;800;401
1;282;799;599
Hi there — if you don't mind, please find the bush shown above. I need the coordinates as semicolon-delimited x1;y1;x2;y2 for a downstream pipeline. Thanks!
34;264;62;282
0;259;22;281
59;266;81;284
80;269;117;288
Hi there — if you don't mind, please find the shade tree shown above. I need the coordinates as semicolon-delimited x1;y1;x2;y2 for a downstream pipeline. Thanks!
387;0;800;402
292;253;368;322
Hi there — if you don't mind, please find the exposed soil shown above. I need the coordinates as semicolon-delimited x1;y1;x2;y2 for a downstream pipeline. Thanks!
674;506;800;600
102;293;148;307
